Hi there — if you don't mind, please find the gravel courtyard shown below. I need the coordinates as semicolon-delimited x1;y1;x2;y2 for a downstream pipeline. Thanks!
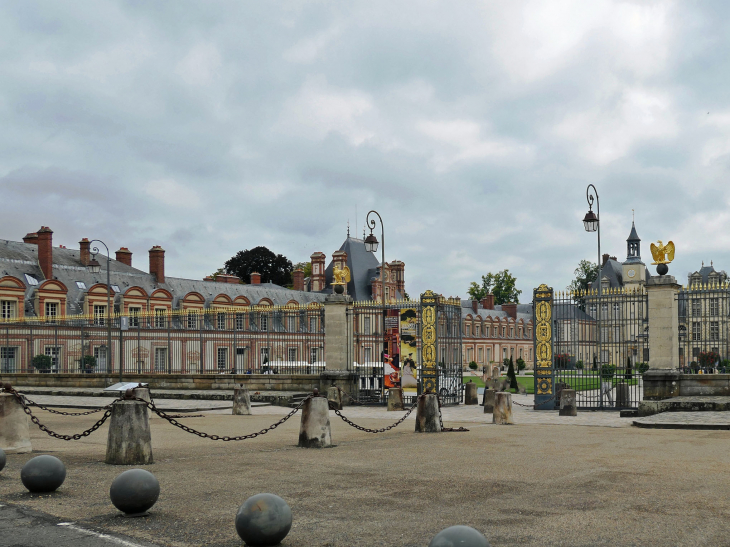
1;404;729;547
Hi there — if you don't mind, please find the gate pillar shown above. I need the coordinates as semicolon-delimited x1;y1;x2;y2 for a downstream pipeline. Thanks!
419;290;439;395
533;284;555;410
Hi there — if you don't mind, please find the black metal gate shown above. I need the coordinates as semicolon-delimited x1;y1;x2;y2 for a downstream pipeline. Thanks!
537;285;648;410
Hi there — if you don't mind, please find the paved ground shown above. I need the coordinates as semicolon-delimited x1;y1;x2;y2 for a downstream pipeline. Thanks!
634;411;730;429
2;398;729;547
0;503;160;547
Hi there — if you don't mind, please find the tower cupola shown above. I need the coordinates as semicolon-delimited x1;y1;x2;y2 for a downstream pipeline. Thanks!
625;221;642;264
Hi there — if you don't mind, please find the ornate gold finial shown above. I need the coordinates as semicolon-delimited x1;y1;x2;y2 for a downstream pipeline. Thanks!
650;240;675;265
332;265;351;286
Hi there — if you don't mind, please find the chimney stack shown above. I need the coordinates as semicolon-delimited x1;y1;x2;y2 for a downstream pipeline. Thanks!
481;294;495;310
149;246;165;284
471;300;479;314
79;238;91;266
602;253;610;266
23;232;38;245
116;247;132;267
37;226;53;280
502;303;517;320
250;272;261;285
293;269;305;291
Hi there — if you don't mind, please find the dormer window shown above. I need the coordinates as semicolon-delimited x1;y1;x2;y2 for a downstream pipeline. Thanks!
25;274;39;286
76;281;87;290
111;285;121;293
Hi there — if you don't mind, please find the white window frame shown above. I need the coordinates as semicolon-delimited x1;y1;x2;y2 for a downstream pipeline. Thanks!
217;347;228;370
93;304;106;326
154;308;166;328
45;302;59;321
129;307;141;327
1;347;17;372
216;313;226;330
45;346;60;371
154;347;167;372
260;313;268;332
1;300;16;320
363;347;372;363
288;347;297;361
94;346;107;369
235;313;244;331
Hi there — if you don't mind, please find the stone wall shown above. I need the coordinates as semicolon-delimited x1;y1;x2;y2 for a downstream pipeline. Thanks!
0;373;321;392
643;370;730;399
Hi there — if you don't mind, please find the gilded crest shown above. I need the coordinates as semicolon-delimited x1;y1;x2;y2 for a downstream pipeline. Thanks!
332;265;351;285
650;240;675;265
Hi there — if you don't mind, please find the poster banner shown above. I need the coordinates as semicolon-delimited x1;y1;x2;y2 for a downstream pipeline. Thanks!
400;308;418;393
383;309;401;389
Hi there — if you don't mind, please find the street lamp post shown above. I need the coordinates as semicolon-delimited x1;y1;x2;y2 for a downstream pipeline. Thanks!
583;184;602;405
86;240;114;379
364;210;386;359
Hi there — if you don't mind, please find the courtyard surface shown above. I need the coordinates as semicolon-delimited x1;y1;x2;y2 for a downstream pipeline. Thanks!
1;399;729;547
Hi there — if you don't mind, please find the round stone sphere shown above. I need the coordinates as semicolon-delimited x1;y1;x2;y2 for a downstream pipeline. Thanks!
110;469;160;514
20;455;66;493
333;283;344;294
0;448;6;472
429;525;490;547
235;493;292;546
657;263;669;276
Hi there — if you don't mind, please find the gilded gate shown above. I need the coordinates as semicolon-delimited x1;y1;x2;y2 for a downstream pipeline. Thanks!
533;284;555;409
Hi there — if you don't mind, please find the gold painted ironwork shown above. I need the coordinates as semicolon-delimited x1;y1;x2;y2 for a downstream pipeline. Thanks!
650;240;675;265
420;290;438;394
533;284;554;397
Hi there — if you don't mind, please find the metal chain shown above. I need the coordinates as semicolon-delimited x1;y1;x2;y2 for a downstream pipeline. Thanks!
19;394;110;416
138;395;313;441
336;387;365;406
435;393;469;432
6;388;114;441
511;390;560;408
329;397;419;433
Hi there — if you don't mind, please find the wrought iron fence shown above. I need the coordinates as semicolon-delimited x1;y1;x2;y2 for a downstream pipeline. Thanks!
347;298;462;405
550;288;648;410
0;306;325;376
678;284;730;373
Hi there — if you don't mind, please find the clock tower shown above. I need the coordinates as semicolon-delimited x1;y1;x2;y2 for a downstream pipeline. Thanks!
622;220;646;287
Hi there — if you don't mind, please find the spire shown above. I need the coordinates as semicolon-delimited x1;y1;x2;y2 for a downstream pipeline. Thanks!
347;220;350;238
625;217;642;264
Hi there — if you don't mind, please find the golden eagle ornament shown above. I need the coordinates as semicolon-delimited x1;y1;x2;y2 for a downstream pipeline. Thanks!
332;265;351;285
650;240;675;265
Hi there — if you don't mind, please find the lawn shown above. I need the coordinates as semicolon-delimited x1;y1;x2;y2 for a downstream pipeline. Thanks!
463;372;637;395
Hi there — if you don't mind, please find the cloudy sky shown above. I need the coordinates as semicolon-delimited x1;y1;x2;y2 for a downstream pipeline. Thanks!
2;1;730;300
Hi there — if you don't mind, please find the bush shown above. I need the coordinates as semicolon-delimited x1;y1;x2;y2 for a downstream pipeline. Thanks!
637;362;650;374
698;351;721;369
592;355;598;370
468;361;478;370
554;353;570;369
507;356;518;391
575;360;584;370
31;354;52;371
600;364;616;381
625;357;633;379
516;358;526;374
82;355;97;368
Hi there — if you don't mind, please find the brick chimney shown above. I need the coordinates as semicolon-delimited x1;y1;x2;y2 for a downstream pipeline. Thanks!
292;269;305;291
481;294;495;310
149;246;165;283
37;226;53;280
502;303;517;320
602;253;610;266
79;238;91;266
23;232;38;245
471;300;479;313
250;272;261;285
116;247;132;267
310;252;326;292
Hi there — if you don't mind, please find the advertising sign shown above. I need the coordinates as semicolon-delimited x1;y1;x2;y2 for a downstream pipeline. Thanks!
383;309;401;389
400;308;418;393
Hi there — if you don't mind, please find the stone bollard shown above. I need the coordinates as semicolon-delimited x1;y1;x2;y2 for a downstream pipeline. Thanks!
132;386;151;403
491;365;500;380
464;382;479;405
105;399;153;465
298;392;332;448
0;392;32;454
616;382;630;407
233;385;252;415
326;386;342;411
482;389;495;414
493;392;513;425
559;389;577;416
415;393;441;433
387;388;404;411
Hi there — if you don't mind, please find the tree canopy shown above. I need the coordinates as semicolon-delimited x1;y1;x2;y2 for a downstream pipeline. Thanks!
567;259;599;309
225;246;293;286
467;269;522;304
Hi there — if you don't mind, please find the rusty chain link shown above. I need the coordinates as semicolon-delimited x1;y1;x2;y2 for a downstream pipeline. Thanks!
19;393;110;416
4;386;114;441
434;393;469;432
329;397;419;433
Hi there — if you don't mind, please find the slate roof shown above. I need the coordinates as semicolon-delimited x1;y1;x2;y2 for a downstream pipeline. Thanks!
590;258;623;289
0;239;326;317
323;237;382;301
688;263;728;285
460;301;533;323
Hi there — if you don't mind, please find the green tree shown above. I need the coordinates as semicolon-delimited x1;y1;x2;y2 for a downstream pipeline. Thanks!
225;246;293;286
31;354;52;371
292;261;312;279
568;260;599;309
467;269;522;304
507;356;518;391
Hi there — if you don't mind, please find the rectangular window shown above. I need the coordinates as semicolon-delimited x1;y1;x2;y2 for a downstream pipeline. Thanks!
1;300;16;320
154;309;166;328
613;326;621;343
288;347;297;362
692;300;701;316
217;347;228;370
309;316;317;332
509;328;514;338
187;311;198;329
129;307;141;327
287;315;296;332
589;304;597;315
710;321;719;341
601;350;610;363
1;347;17;372
93;304;106;326
45;346;60;371
692;322;701;341
478;347;483;363
45;302;58;320
154;347;167;372
363;317;371;335
235;313;244;330
710;298;719;316
475;324;480;337
260;314;268;332
501;327;506;337
94;346;107;369
486;348;491;362
310;347;319;364
217;313;226;330
261;347;270;366
363;347;372;363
